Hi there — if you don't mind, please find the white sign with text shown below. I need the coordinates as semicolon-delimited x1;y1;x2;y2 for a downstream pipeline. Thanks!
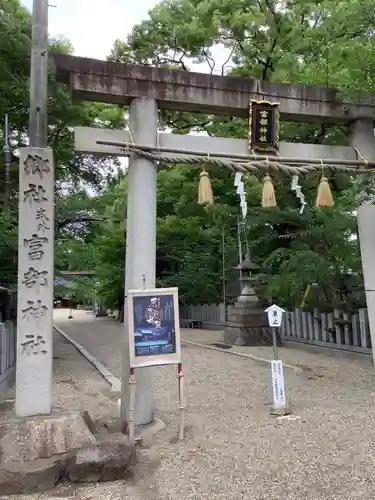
271;360;286;408
265;304;285;328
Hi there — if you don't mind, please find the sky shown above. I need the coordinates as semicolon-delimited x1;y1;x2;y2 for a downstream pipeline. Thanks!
21;0;229;71
21;0;154;59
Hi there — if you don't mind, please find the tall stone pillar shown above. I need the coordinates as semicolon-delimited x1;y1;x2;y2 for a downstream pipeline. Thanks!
121;98;158;426
349;119;375;363
16;148;54;416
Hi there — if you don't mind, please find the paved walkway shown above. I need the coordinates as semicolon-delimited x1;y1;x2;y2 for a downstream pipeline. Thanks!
52;309;375;500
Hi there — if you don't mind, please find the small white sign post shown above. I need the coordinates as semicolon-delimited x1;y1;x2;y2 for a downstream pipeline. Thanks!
126;287;184;442
265;304;288;415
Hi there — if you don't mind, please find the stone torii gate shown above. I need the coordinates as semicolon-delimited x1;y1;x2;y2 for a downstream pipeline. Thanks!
54;54;375;426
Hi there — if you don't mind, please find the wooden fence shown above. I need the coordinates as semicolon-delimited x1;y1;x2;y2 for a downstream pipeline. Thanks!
179;303;226;328
281;308;371;354
180;303;372;354
0;321;16;401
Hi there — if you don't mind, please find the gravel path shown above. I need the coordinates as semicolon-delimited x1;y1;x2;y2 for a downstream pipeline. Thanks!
50;309;375;499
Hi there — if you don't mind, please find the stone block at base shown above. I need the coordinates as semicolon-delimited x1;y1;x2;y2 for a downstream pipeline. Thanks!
65;433;135;482
0;412;137;493
224;305;282;346
0;413;96;463
0;456;62;495
0;412;97;494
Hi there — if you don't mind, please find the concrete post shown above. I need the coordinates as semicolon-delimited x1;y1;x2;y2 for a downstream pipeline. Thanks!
121;97;158;426
29;0;49;147
349;119;375;363
16;147;54;416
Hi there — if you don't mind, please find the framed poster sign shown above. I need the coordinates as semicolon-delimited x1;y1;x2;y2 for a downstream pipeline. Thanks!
127;287;181;368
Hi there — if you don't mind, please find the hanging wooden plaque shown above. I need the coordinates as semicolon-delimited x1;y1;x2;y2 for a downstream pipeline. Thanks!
249;100;280;154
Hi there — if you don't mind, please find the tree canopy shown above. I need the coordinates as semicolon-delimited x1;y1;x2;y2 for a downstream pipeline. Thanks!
0;0;123;294
104;0;369;310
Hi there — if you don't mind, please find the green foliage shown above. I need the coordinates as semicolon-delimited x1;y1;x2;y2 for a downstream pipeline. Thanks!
0;208;18;292
62;166;362;311
0;0;125;303
62;171;237;308
249;191;362;308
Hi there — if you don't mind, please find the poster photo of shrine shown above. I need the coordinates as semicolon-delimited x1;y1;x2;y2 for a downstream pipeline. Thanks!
127;288;181;368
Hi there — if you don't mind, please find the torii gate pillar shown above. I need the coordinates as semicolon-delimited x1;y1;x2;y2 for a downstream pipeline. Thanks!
350;119;375;363
121;97;158;425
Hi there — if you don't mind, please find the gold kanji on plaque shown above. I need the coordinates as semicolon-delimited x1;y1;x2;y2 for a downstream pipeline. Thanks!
248;100;280;153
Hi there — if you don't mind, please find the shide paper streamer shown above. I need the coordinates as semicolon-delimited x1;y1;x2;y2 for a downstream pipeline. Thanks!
291;175;307;214
234;172;248;219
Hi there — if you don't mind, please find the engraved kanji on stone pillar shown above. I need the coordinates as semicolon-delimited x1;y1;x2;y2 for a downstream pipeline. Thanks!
16;148;54;417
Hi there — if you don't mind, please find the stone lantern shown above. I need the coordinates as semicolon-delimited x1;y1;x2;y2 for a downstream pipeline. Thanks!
235;258;260;306
224;257;272;346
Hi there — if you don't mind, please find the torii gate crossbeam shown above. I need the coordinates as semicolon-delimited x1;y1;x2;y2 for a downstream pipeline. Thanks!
53;54;375;123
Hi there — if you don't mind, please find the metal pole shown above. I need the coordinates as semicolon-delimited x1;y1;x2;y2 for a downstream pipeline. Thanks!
29;0;49;147
3;115;11;207
237;217;243;299
272;328;278;360
243;221;250;261
237;217;243;272
221;226;226;310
